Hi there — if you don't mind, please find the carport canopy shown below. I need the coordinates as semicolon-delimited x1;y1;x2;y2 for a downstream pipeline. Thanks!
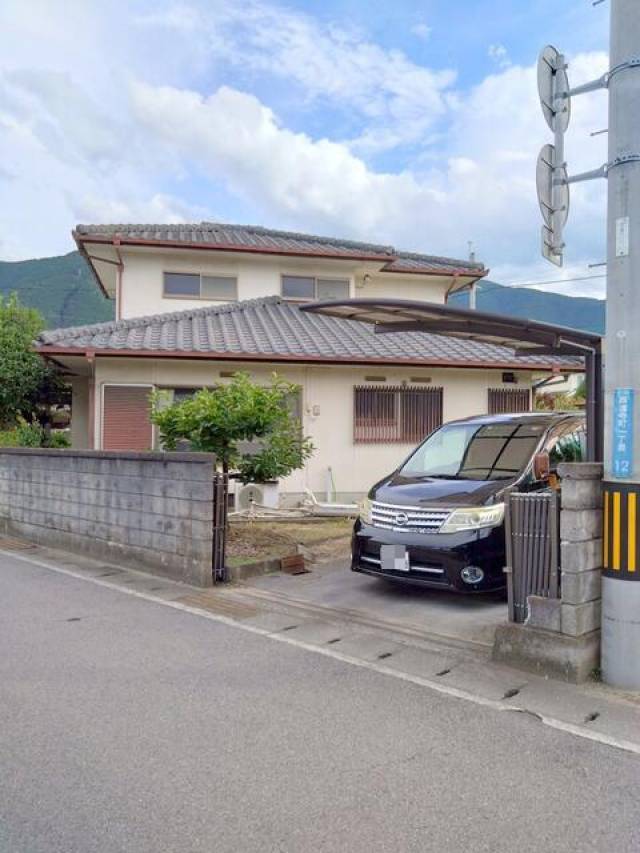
300;298;603;461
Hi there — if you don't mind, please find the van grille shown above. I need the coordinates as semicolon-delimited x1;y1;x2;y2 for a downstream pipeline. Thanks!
370;501;451;533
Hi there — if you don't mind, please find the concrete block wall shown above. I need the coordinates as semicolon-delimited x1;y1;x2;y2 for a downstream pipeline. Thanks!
558;463;603;639
0;449;216;586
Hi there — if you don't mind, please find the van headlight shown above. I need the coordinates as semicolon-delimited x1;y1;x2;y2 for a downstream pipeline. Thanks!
439;503;505;534
360;497;373;525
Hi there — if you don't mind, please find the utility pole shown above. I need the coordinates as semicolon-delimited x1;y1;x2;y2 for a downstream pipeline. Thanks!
601;0;640;689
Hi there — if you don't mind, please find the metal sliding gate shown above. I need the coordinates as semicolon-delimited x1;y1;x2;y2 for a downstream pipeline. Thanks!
504;490;560;624
212;473;229;582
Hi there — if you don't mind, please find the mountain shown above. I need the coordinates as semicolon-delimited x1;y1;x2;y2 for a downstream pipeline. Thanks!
0;251;114;329
0;253;605;335
449;279;605;335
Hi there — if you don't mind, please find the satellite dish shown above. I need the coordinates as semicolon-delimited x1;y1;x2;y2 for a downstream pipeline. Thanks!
538;45;571;133
536;144;570;228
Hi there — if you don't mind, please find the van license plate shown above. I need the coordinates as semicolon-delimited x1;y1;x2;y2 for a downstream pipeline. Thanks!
380;545;410;573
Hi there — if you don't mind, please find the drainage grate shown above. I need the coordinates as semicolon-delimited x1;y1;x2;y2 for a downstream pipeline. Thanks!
0;537;38;552
177;593;259;620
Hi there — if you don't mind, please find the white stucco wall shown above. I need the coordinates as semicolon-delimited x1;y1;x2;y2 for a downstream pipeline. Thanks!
90;357;533;501
355;272;449;304
117;248;454;319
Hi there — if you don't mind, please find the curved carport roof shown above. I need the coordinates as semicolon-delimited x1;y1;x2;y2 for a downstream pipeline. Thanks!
301;298;603;461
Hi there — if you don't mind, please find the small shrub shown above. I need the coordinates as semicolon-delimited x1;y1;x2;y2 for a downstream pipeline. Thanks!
151;372;314;478
0;422;70;449
0;429;19;447
46;431;71;448
14;421;44;447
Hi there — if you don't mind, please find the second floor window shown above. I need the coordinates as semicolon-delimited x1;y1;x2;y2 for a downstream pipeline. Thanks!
163;272;238;300
281;275;350;301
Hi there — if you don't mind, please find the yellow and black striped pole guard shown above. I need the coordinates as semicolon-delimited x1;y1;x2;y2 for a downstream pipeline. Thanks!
603;482;640;580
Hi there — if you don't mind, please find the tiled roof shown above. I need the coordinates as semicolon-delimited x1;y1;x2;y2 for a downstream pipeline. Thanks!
37;297;576;370
74;222;485;276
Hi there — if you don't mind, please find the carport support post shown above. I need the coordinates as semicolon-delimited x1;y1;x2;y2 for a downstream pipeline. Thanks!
601;0;640;689
585;347;603;464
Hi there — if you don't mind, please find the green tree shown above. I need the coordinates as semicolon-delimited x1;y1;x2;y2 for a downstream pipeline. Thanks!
150;372;314;479
0;294;48;428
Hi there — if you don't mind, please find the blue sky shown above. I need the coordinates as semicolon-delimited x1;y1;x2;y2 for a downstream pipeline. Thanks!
0;0;610;295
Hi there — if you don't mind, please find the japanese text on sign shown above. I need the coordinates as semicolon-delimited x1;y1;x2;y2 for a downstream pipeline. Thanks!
613;388;634;478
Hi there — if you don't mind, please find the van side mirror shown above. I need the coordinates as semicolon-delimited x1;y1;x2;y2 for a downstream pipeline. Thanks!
533;451;550;481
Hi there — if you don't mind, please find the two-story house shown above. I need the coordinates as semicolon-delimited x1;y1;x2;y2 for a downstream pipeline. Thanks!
36;222;571;503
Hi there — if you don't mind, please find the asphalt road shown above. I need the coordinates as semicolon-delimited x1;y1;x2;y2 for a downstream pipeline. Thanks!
1;552;638;853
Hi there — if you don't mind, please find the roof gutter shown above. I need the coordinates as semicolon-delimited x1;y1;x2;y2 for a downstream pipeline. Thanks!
34;345;582;373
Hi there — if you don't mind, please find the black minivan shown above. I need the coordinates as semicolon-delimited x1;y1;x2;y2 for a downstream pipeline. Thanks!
352;411;585;593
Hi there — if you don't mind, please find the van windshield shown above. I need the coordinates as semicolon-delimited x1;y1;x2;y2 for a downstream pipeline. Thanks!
399;421;547;481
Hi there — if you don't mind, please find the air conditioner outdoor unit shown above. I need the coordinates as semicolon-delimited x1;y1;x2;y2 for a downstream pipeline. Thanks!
237;484;264;510
236;482;279;511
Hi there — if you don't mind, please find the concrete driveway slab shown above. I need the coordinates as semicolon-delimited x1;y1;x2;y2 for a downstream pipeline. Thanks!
245;559;507;648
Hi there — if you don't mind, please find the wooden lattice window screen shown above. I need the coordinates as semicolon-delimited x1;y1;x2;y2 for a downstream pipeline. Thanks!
488;388;531;415
354;386;443;444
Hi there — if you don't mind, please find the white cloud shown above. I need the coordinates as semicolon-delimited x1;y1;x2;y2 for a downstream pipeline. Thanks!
411;23;432;41
128;48;610;288
0;0;611;298
137;1;456;152
488;44;511;69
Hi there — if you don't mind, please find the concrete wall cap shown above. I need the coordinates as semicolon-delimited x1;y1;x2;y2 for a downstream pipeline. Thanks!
0;448;216;465
557;462;603;480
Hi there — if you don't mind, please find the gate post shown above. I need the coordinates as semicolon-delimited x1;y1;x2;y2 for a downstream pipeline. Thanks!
212;473;229;583
493;463;603;683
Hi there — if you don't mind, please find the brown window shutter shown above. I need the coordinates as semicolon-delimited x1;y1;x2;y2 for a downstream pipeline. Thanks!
354;385;443;444
488;388;531;415
103;385;153;451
